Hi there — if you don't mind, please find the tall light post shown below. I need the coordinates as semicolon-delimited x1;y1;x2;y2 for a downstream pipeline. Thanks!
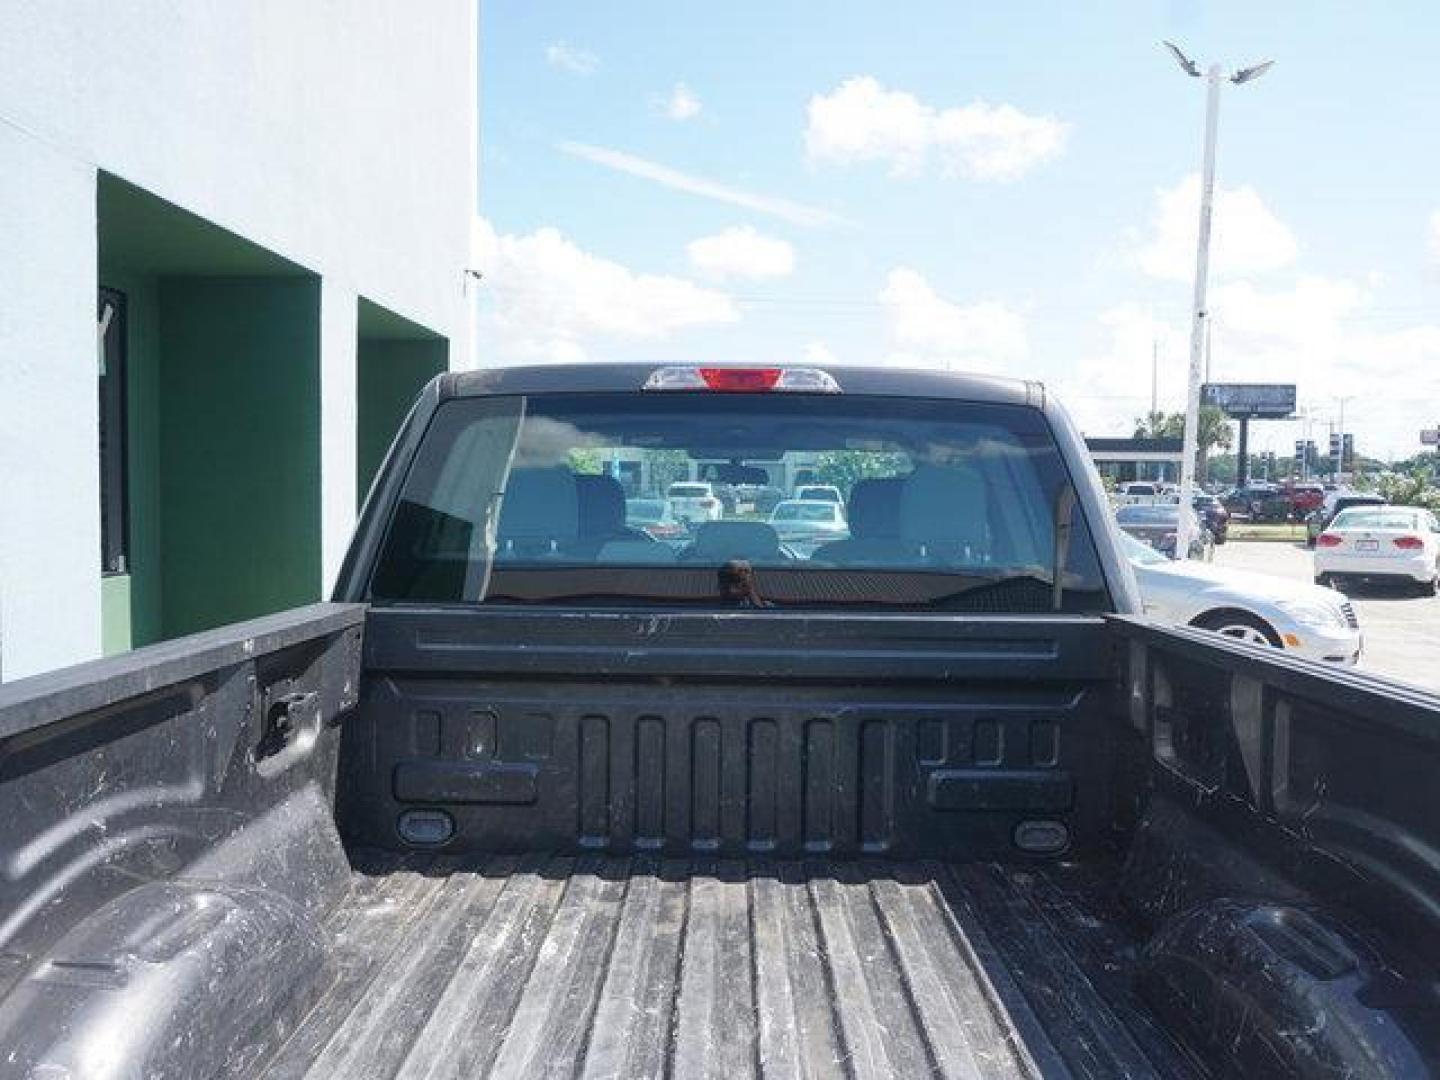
1163;42;1273;556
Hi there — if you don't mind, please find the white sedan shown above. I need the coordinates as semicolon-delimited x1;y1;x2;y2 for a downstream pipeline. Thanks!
1120;533;1362;664
1314;506;1440;595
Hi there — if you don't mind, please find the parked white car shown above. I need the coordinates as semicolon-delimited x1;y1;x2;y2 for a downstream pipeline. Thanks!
1121;532;1362;664
666;482;723;524
1314;506;1440;595
794;484;843;505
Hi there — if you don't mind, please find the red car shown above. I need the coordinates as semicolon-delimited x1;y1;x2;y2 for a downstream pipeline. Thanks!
1284;484;1326;521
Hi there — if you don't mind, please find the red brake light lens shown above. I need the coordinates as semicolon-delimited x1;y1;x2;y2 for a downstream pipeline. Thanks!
1394;535;1425;550
699;367;782;392
1317;533;1342;548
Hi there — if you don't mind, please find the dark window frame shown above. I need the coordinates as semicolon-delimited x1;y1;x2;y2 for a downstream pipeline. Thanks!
98;287;130;576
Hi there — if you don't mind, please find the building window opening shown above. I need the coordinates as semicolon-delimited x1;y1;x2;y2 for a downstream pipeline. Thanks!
98;287;129;575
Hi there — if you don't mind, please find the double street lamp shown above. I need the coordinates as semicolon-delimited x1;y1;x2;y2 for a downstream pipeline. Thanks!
1163;41;1274;557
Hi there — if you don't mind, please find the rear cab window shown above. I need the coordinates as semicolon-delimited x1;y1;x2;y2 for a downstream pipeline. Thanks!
369;391;1112;612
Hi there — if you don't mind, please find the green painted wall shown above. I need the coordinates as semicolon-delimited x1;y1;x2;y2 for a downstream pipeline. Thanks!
100;574;132;654
98;267;165;647
357;338;448;504
156;277;321;638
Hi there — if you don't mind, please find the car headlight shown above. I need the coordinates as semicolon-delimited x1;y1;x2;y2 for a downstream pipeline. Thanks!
1275;600;1348;631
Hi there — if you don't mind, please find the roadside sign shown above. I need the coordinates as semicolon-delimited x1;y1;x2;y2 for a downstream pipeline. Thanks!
1202;383;1297;419
1422;429;1440;446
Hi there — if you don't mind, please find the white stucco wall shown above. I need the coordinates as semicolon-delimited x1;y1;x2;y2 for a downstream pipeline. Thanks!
0;0;477;679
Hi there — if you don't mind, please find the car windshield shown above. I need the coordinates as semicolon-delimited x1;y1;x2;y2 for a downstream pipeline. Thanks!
1331;509;1419;531
772;503;837;522
370;392;1110;612
1116;505;1177;524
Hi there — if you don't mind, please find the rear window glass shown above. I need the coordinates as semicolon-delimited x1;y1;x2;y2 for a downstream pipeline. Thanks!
772;503;839;522
1331;509;1417;530
369;393;1111;612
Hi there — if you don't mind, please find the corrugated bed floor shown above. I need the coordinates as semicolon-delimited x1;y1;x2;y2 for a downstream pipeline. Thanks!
254;855;1201;1080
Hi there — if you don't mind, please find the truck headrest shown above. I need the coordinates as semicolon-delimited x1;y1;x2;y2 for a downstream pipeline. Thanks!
499;467;579;543
575;474;626;536
847;478;903;539
899;465;987;545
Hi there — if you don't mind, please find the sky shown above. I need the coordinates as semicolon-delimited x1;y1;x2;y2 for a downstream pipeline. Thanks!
474;1;1440;460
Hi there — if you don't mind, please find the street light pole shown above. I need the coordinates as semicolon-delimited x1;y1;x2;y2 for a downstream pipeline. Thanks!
1164;43;1273;558
1176;63;1222;541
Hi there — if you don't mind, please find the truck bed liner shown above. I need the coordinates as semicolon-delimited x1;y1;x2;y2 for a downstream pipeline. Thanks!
255;855;1197;1080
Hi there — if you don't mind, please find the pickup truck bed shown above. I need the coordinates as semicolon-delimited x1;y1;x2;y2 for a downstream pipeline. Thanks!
259;854;1193;1080
4;603;1440;1078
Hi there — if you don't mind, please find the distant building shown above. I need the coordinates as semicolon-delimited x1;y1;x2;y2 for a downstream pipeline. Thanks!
1;2;477;680
1086;437;1185;485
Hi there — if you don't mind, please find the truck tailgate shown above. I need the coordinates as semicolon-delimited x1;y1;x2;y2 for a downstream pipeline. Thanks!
255;855;1196;1080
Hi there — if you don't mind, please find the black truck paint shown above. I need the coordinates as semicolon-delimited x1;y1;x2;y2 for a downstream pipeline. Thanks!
1;365;1437;1078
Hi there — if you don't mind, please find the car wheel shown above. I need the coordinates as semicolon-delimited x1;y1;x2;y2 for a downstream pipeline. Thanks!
1193;610;1283;649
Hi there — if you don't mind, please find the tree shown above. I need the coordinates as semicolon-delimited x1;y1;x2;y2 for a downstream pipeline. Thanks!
1132;406;1231;454
814;451;908;497
1376;469;1440;512
567;448;602;475
1132;406;1232;481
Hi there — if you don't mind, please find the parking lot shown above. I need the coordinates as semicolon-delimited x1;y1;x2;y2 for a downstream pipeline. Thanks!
1214;540;1440;694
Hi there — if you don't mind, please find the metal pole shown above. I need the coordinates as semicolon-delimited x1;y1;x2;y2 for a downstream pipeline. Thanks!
1177;65;1223;558
1151;339;1159;420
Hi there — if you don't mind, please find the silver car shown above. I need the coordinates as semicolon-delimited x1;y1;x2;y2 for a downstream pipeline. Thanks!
1121;532;1362;665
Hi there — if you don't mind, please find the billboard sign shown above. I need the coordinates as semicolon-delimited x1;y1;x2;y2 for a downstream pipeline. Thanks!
1201;383;1297;419
1423;429;1440;446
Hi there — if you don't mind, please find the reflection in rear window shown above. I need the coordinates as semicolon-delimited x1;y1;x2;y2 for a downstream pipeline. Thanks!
369;393;1111;612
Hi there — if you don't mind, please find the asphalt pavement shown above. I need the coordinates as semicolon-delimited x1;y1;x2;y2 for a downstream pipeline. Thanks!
1214;540;1440;694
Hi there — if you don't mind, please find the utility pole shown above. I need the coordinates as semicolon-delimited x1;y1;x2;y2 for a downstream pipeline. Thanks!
1163;42;1274;557
1150;339;1159;420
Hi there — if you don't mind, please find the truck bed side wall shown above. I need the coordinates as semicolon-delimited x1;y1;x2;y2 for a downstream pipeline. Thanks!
0;603;364;1078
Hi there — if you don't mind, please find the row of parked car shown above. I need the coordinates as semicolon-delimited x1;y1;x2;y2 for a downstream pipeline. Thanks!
626;482;850;550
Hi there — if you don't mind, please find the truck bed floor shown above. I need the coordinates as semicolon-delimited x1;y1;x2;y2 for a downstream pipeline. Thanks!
254;855;1200;1080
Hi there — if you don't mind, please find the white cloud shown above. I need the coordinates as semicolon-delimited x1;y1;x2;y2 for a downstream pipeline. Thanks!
545;42;598;76
1056;304;1191;437
557;141;849;228
878;268;1027;372
686;226;795;281
805;76;1069;181
471;217;738;363
657;82;702;121
803;341;838;366
1133;174;1299;282
1061;282;1440;458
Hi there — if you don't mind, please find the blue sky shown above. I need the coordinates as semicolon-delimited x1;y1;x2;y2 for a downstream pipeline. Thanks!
476;2;1440;458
